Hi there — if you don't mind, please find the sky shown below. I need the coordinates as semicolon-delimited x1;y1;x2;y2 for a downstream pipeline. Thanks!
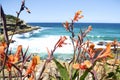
0;0;120;23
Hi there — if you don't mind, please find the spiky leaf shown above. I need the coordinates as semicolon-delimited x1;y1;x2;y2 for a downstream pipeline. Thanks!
72;69;79;80
53;58;69;80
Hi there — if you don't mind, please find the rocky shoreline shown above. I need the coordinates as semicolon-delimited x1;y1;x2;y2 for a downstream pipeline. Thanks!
0;24;40;41
7;25;40;36
0;14;40;40
0;58;120;80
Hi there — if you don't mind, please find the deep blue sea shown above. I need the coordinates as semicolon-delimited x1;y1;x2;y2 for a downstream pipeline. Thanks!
9;23;120;60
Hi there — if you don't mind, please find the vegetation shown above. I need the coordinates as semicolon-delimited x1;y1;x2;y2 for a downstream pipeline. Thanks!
0;0;120;80
6;14;20;23
0;10;39;41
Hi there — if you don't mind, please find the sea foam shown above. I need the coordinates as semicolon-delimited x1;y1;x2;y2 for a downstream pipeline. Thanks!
9;33;73;55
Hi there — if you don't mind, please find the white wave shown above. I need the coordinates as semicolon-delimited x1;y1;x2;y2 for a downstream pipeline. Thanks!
33;29;41;33
9;35;73;54
33;27;53;34
10;32;33;38
23;32;32;38
41;27;53;30
97;35;100;38
87;35;104;38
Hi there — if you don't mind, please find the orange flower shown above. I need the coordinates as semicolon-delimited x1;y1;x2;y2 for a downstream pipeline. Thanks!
0;42;7;54
6;55;14;71
55;36;67;47
0;42;6;60
88;44;95;58
31;56;38;68
80;63;87;70
73;60;92;70
0;42;7;48
6;62;12;71
14;45;22;57
14;45;22;62
73;10;83;22
84;60;92;68
0;46;5;59
8;54;14;62
25;56;39;76
63;21;69;31
5;45;23;71
73;63;80;69
97;43;112;59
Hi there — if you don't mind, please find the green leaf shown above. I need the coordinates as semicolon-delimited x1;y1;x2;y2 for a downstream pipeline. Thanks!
106;72;115;79
49;75;56;80
53;58;69;80
80;69;89;80
72;69;79;80
116;66;120;73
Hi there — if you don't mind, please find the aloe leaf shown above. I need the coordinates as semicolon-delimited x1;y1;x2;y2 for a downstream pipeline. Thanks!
72;69;79;80
106;72;115;79
53;58;69;80
80;69;90;80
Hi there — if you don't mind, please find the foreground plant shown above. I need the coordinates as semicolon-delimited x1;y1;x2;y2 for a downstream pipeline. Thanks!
0;0;32;80
1;0;120;79
52;10;117;80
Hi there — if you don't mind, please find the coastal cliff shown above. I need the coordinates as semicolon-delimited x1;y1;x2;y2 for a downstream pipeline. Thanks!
0;14;40;36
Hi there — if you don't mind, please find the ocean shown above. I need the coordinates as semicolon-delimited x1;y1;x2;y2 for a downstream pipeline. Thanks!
9;23;120;60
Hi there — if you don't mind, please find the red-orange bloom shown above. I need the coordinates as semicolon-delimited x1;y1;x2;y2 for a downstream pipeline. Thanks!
73;60;92;70
25;56;39;76
73;63;80;69
63;21;69;31
0;46;5;59
14;45;22;62
6;55;15;71
0;42;7;61
8;54;14;63
84;60;92;68
73;10;83;22
97;43;112;59
0;42;7;48
55;36;67;47
6;62;12;71
5;45;22;71
88;44;95;58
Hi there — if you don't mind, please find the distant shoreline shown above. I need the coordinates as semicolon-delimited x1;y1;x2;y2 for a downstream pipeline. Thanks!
0;25;40;41
8;26;40;36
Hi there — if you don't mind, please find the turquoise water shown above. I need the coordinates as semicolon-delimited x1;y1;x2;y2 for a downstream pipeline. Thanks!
28;23;120;41
9;23;120;60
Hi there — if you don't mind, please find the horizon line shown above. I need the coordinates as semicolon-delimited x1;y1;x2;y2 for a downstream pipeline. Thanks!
27;22;120;24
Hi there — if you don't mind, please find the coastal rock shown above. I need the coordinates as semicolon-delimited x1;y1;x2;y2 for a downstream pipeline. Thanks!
97;42;107;46
0;14;40;36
